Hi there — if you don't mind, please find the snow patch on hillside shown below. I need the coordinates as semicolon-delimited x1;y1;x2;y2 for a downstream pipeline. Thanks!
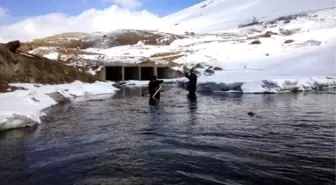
164;0;335;33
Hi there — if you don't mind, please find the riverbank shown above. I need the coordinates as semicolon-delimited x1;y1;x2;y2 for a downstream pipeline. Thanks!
0;81;118;131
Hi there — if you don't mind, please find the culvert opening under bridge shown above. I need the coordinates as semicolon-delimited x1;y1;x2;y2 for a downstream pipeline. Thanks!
141;67;154;80
105;66;122;81
124;67;139;80
103;65;182;81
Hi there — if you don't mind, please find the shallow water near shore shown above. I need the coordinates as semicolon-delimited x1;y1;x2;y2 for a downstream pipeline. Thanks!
0;87;335;185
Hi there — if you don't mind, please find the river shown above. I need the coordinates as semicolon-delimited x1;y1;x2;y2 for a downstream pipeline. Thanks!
0;87;335;185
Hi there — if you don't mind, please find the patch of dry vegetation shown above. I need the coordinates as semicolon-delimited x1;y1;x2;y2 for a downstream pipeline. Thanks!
0;42;98;92
18;32;91;52
150;52;181;58
149;52;185;62
80;30;185;49
38;32;91;41
161;54;185;62
19;40;81;52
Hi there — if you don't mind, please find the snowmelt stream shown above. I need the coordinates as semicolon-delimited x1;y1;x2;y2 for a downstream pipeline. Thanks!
0;87;335;185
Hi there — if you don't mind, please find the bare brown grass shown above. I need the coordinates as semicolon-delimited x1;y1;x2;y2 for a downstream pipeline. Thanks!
149;52;181;58
0;44;98;92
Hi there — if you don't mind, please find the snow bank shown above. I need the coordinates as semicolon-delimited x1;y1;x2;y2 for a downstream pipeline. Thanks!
195;45;336;93
0;81;119;131
196;76;336;94
44;52;59;60
164;0;335;33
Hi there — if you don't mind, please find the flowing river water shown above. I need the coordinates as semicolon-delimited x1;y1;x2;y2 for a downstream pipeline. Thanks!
0;87;335;185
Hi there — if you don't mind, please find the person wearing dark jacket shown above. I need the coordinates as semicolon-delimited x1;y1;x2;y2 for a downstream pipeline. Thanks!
185;69;197;95
148;75;164;100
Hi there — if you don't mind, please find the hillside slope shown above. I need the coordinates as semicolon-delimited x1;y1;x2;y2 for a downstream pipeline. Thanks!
9;1;335;94
0;42;97;92
163;0;336;33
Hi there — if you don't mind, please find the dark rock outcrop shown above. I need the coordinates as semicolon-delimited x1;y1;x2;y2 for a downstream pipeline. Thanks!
284;39;294;44
238;17;262;28
250;40;261;44
5;40;21;52
279;28;301;36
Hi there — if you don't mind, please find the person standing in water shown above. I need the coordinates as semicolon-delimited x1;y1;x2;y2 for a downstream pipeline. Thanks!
148;75;164;100
185;69;197;96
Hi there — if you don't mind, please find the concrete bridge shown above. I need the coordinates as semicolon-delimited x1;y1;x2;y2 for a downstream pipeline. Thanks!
98;62;183;81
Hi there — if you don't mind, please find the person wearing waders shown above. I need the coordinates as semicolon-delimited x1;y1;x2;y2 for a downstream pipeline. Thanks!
148;75;164;100
185;69;197;96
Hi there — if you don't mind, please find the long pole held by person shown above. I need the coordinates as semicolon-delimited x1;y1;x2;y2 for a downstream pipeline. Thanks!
152;82;164;98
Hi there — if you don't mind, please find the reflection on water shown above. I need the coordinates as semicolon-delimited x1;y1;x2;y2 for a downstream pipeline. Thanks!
0;87;335;185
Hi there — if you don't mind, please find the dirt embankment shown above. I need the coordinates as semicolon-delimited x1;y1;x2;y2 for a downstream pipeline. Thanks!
0;41;98;92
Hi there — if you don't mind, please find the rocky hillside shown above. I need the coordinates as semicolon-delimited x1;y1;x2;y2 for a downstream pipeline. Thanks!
80;29;185;49
18;32;91;52
0;41;98;92
19;30;185;52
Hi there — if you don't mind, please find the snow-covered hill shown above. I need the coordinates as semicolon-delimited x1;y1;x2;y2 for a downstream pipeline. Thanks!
15;1;336;91
164;0;336;33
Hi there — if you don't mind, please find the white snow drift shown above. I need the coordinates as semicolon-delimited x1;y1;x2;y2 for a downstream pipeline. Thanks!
0;81;119;131
164;0;336;33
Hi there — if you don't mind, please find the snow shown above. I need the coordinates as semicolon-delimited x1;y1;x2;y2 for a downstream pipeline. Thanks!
163;0;335;33
83;45;171;64
44;52;59;60
87;66;103;75
29;46;60;60
20;53;34;58
0;81;119;131
164;7;336;94
195;44;336;93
